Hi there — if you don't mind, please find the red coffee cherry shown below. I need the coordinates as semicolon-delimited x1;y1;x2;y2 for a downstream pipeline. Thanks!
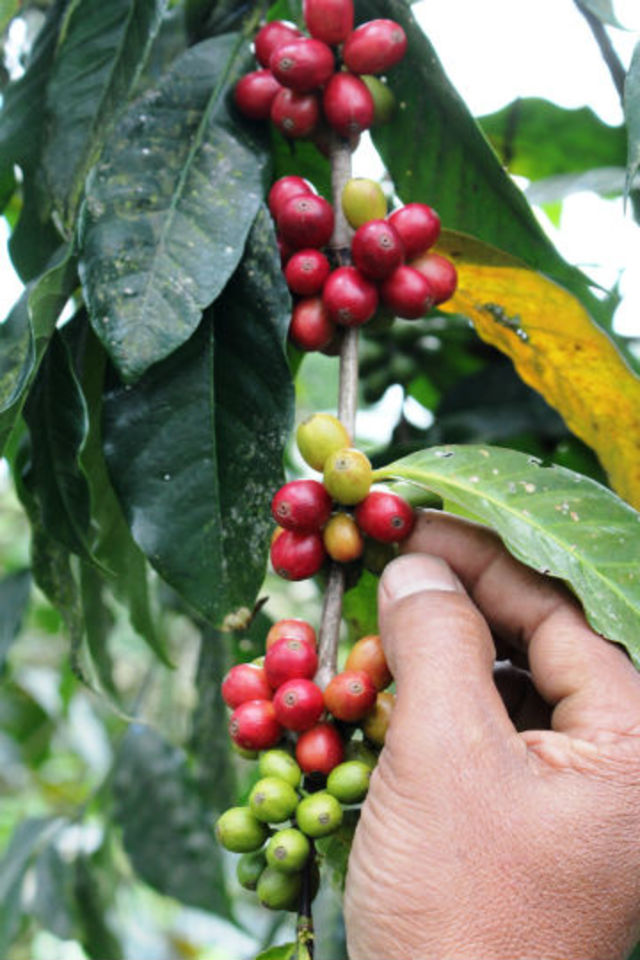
270;38;335;93
266;619;317;652
354;489;415;542
284;249;331;296
322;266;378;327
273;678;325;731
388;203;441;259
322;73;374;138
379;264;434;319
234;70;282;120
409;251;458;304
343;19;408;75
323;669;377;722
351;219;404;279
268;176;314;219
271;88;320;139
265;637;319;688
277;194;335;249
229;699;283;751
255;20;304;67
303;0;353;44
344;633;392;691
296;722;344;775
289;296;336;352
271;479;333;531
222;662;273;708
270;529;327;580
323;512;364;563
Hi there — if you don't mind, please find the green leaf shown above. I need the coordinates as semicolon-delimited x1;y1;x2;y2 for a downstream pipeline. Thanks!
103;208;293;624
190;627;236;809
0;0;19;34
73;853;123;960
578;0;625;28
342;570;379;643
316;809;359;891
8;170;63;282
255;945;296;960
625;42;640;201
32;842;76;940
80;562;118;695
270;127;332;201
0;569;31;672
43;0;167;227
374;445;640;666
113;724;231;915
79;32;269;382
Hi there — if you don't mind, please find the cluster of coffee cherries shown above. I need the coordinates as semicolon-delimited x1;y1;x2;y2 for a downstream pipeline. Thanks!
234;0;406;143
270;411;414;580
216;617;394;910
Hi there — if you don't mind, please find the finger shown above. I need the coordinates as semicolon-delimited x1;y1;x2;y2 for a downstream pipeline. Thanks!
403;511;640;739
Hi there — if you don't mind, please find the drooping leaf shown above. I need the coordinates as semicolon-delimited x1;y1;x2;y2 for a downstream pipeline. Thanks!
79;32;269;382
578;0;626;28
103;208;293;624
435;230;640;508
0;569;31;671
32;841;76;940
190;627;236;809
8;170;63;282
43;0;168;227
374;444;640;666
73;853;123;960
80;562;118;695
112;724;231;915
624;42;640;201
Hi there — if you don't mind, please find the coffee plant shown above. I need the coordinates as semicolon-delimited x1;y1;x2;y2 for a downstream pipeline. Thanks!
0;1;639;958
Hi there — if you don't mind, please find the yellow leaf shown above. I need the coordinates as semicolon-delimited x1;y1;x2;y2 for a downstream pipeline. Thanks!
435;230;640;508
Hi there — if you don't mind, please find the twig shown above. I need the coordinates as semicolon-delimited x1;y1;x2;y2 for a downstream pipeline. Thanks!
574;0;626;104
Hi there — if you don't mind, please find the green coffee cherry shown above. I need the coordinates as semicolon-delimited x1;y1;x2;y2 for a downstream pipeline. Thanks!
360;75;396;125
296;791;343;838
323;448;373;505
236;849;267;890
258;749;302;789
257;866;303;911
341;177;387;229
344;739;379;769
327;761;371;804
266;828;310;874
296;413;351;472
249;776;299;823
215;806;268;852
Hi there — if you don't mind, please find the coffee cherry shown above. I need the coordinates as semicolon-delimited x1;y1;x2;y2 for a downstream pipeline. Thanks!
266;619;317;652
266;828;311;873
296;722;344;774
257;866;302;910
259;749;303;787
323;73;375;138
255;20;304;67
304;0;353;44
277;194;335;249
327;760;371;803
270;38;335;93
324;669;377;722
216;806;268;852
249;776;300;823
265;637;319;688
271;88;320;138
362;690;395;746
273;678;325;731
351;219;404;280
379;264;434;319
271;479;333;532
296;791;343;838
284;249;331;296
270;529;327;581
232;742;259;760
409;251;458;304
268;176;313;219
289;296;336;352
323;447;373;505
344;738;379;769
221;662;272;709
234;70;282;120
237;849;267;890
296;413;351;472
355;489;415;543
323;512;364;563
341;177;387;229
361;74;395;124
343;19;407;74
322;266;378;327
229;699;282;751
344;633;391;690
388;203;441;259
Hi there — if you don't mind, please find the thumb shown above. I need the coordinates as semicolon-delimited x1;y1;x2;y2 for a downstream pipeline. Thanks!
379;554;517;771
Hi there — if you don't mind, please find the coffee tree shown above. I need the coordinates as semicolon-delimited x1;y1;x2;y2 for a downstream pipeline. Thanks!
0;1;639;958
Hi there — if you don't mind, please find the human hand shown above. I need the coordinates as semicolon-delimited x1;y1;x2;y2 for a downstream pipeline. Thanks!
344;511;640;960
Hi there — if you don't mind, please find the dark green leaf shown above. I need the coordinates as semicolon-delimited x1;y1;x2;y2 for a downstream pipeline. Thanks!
270;127;332;201
316;809;359;891
43;0;167;227
32;842;76;940
9;171;63;282
375;445;640;666
0;569;31;672
80;562;118;695
0;682;54;767
135;5;188;92
103;208;293;624
190;627;236;809
113;724;231;914
74;853;123;960
79;32;269;382
625;42;640;200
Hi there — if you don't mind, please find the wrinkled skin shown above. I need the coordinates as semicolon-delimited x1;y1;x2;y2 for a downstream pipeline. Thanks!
345;511;640;960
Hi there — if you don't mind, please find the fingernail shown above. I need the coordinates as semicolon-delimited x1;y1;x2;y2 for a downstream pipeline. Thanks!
380;554;464;603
